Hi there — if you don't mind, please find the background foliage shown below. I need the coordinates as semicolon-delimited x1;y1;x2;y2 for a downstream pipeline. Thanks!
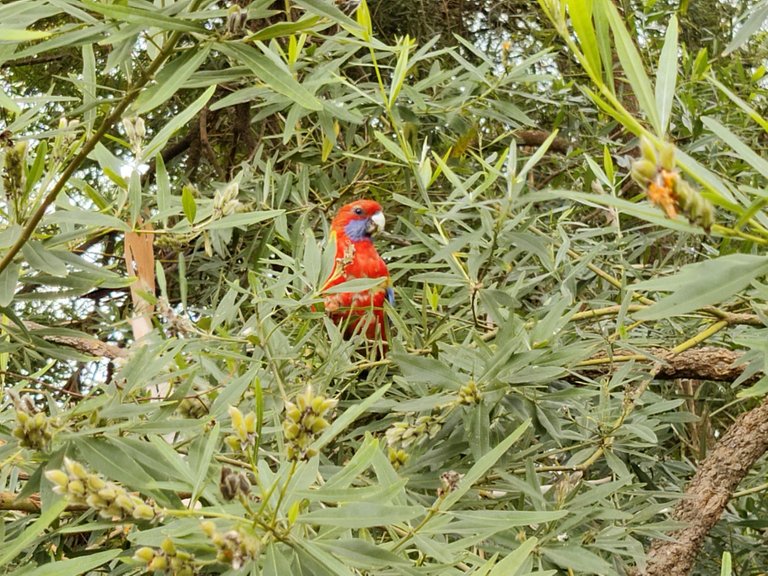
1;0;767;574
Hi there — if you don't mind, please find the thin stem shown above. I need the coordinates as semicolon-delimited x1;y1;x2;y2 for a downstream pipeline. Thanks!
0;23;197;276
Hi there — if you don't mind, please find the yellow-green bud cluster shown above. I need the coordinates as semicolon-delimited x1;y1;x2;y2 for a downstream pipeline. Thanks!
121;116;146;155
132;538;196;576
52;117;80;161
388;447;409;469
212;182;243;218
630;136;715;231
225;406;258;453
44;458;157;521
385;414;442;449
13;409;55;452
457;381;482;405
3;141;26;200
282;388;337;461
201;521;260;570
669;177;715;231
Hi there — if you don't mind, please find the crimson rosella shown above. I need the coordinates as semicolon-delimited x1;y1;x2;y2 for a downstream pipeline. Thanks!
321;200;393;346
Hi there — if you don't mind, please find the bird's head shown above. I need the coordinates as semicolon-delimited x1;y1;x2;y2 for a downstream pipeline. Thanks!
331;200;386;242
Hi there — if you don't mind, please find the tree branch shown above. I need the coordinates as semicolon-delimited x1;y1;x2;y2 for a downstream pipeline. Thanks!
640;396;768;575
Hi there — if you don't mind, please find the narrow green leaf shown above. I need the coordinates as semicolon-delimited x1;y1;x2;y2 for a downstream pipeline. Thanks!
0;261;20;307
724;4;768;55
389;37;412;107
293;0;359;28
134;45;212;114
633;254;768;320
298;502;423;528
82;44;97;133
541;545;616;574
140;85;216;163
205;209;284;230
0;29;51;42
178;252;187;309
247;15;325;41
12;550;122;576
0;86;21;115
488;537;538;576
374;130;408;163
655;16;678;135
216;42;322;111
45;209;129;230
392;353;464;387
181;186;197;223
737;375;768;399
22;241;68;277
441;420;531;510
567;0;601;79
0;498;67;568
708;75;768;132
702;116;768;179
155;153;170;222
25;140;47;194
191;422;219;503
128;170;141;227
600;0;661;133
80;0;202;32
356;0;373;40
263;544;293;576
315;539;410;568
312;383;391;452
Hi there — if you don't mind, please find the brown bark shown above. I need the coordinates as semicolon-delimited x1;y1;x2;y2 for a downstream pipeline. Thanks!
514;129;570;154
652;347;752;382
0;492;88;513
641;396;768;575
579;347;756;384
23;321;127;359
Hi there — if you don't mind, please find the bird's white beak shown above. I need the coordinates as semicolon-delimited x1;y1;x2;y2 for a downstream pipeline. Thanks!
366;211;385;235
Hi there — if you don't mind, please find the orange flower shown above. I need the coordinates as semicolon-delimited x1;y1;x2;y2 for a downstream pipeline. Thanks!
647;169;678;219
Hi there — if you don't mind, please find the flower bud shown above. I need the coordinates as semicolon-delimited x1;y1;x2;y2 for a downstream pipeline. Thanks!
45;469;69;488
133;547;155;563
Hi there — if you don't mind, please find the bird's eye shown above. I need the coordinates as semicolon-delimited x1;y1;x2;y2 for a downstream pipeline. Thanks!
353;206;364;215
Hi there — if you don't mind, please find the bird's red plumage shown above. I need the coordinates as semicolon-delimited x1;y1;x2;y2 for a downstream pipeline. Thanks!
321;200;392;344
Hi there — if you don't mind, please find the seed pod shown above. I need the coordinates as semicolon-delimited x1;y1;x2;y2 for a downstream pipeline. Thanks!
45;469;70;488
115;493;136;512
133;504;156;520
148;555;168;571
98;487;117;501
64;458;88;480
311;417;329;434
283;422;300;440
161;538;176;556
87;476;106;491
659;142;675;171
133;547;156;563
86;493;107;508
67;479;86;497
201;521;216;537
639;136;657;164
244;412;256;433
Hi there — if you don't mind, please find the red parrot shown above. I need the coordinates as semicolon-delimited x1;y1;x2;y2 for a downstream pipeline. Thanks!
321;200;393;347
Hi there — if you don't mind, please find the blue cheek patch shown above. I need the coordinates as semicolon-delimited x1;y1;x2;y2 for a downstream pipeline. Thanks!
386;287;395;304
344;218;370;241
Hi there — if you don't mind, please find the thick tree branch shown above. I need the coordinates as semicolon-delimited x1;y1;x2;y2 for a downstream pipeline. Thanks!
641;396;768;575
578;346;757;384
22;321;128;359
